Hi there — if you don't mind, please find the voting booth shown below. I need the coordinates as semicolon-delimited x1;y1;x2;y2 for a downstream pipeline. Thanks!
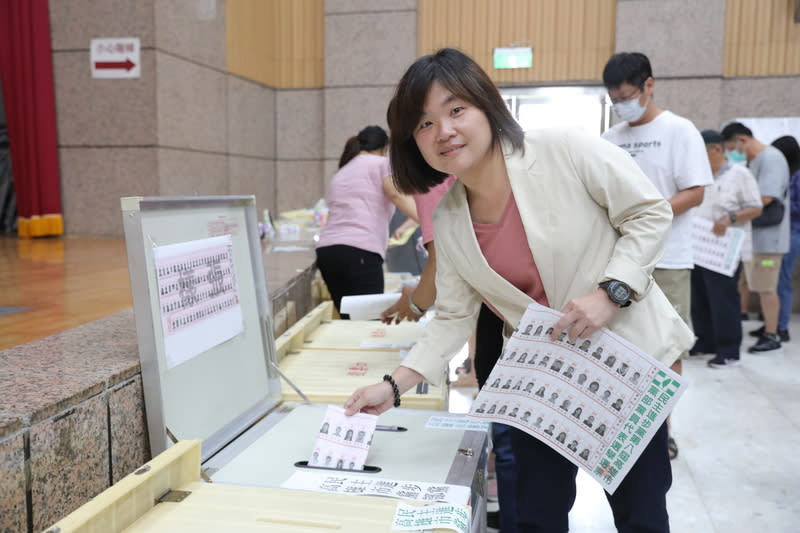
50;196;486;532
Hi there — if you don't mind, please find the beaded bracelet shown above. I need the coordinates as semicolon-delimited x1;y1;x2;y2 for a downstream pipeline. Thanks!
383;374;401;408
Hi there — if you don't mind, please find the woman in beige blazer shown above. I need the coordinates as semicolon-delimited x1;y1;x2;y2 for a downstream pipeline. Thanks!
345;49;692;532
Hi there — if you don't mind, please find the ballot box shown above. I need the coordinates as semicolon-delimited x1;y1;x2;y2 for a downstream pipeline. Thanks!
274;301;447;409
46;440;471;533
207;402;485;485
112;196;486;532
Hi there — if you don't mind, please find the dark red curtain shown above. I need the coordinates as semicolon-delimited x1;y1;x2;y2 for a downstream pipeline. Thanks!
0;0;63;237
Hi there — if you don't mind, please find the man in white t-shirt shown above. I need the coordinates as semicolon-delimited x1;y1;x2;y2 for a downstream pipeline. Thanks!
602;52;713;460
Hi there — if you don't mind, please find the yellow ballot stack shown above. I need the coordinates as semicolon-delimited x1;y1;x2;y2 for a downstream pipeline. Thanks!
274;301;447;410
275;301;424;355
278;348;446;408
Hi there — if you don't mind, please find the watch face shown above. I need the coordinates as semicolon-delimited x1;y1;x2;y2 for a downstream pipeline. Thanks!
609;281;631;303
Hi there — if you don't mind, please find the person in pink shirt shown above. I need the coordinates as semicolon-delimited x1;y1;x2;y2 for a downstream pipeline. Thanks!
381;175;457;323
315;125;417;318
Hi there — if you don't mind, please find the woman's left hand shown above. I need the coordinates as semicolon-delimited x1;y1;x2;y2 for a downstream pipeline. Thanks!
551;289;620;343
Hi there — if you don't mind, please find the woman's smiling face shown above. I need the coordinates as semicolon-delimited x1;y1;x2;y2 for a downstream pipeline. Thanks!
412;81;494;181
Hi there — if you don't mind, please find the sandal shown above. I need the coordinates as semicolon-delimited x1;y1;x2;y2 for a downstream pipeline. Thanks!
668;437;678;460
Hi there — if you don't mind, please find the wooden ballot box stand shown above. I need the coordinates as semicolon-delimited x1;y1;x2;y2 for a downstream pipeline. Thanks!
45;440;469;533
64;196;487;533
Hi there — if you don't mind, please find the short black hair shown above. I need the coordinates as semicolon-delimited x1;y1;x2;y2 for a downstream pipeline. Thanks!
387;48;525;195
602;52;652;89
720;121;753;141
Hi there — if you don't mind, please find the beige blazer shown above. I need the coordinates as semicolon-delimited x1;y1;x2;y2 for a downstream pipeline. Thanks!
401;128;695;385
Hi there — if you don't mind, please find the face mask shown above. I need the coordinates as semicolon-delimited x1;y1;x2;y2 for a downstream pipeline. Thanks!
612;97;647;124
726;149;747;164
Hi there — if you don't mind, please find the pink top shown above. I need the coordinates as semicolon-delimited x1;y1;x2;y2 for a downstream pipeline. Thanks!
316;154;395;258
415;175;458;245
473;193;549;319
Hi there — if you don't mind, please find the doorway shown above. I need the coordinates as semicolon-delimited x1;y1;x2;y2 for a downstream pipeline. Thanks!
500;86;611;135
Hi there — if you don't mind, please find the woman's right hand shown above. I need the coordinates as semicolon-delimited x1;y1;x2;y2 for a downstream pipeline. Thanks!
344;381;395;416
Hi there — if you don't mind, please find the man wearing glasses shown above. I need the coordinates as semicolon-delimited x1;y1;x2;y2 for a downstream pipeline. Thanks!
601;52;713;461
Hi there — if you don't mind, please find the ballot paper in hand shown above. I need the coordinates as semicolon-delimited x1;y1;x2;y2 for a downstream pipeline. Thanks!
468;302;686;494
309;405;378;470
340;293;402;320
691;216;745;276
388;225;418;247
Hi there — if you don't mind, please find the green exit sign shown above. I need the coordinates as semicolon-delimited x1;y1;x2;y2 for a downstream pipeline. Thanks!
493;47;533;69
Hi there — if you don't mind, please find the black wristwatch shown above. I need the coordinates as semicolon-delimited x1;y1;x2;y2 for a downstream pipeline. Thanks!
728;211;738;224
599;280;632;308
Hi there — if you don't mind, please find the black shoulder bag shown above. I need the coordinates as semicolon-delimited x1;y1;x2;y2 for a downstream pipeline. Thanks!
751;187;788;227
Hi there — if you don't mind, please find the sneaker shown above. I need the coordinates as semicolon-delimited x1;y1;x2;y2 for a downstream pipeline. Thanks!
749;326;789;342
747;333;782;354
707;356;741;368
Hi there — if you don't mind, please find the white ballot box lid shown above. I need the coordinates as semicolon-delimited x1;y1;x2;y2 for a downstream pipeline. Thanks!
121;196;282;462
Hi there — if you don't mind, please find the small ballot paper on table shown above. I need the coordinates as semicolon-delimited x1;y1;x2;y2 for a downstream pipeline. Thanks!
308;405;377;471
468;302;686;494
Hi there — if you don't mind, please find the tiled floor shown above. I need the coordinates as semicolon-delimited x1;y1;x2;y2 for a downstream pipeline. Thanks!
448;318;800;532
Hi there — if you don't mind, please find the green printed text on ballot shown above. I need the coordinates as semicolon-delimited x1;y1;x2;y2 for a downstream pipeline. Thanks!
652;370;680;390
595;370;681;486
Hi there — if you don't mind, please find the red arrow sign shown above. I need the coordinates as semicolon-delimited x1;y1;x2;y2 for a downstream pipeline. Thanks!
94;59;135;71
